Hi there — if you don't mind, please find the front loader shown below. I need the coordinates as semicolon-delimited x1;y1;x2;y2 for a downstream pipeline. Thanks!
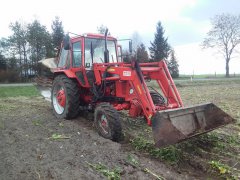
36;31;234;147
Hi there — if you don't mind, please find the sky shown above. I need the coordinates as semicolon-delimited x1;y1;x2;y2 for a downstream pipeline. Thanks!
1;0;240;74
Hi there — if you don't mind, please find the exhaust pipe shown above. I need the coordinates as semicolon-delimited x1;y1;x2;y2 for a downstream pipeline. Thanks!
152;103;235;148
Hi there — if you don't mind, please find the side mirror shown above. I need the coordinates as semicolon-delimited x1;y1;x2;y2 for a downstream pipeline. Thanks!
129;40;132;54
63;34;70;50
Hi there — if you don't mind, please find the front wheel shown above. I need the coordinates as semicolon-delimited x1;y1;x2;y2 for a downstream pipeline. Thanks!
94;103;122;142
52;75;80;119
150;91;165;106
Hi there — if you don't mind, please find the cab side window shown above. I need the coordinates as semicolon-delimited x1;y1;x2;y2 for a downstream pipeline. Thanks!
72;42;82;67
58;48;69;67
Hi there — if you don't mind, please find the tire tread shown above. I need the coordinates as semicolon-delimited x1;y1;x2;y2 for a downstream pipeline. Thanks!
94;103;122;142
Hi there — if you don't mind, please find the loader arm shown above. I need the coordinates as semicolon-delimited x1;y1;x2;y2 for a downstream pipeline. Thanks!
93;62;155;124
139;61;183;108
93;60;184;125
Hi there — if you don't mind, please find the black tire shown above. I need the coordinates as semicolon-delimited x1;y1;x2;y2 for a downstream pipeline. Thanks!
51;75;80;119
94;103;122;142
150;91;165;105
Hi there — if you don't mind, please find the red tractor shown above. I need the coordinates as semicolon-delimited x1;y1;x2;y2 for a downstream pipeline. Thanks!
37;30;234;147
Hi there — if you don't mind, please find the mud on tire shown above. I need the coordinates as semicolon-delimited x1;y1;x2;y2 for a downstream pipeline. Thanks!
52;75;80;119
94;103;122;142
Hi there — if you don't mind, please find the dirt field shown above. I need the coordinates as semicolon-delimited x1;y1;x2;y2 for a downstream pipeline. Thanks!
0;79;240;180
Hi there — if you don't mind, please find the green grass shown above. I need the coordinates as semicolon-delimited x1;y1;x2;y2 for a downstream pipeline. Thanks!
209;160;239;179
0;86;39;98
130;135;182;164
175;77;240;87
147;78;240;90
126;154;139;167
178;74;240;79
129;124;240;166
86;162;121;180
0;104;17;111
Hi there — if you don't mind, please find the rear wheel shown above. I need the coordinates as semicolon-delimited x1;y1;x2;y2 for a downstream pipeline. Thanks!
94;103;122;142
52;75;80;119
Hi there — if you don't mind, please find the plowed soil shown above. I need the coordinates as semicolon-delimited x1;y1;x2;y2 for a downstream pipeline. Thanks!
0;79;240;179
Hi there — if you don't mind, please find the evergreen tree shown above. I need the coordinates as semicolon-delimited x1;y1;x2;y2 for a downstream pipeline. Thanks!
0;39;6;70
136;43;149;62
149;21;171;61
27;20;52;74
45;33;54;58
167;50;179;78
0;38;11;56
0;37;19;82
51;16;64;49
122;50;131;63
0;38;17;71
0;53;6;70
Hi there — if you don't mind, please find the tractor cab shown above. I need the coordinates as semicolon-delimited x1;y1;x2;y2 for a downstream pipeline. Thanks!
57;33;120;70
51;33;122;87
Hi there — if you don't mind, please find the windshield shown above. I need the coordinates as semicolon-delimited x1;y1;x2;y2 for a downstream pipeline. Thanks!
84;38;117;67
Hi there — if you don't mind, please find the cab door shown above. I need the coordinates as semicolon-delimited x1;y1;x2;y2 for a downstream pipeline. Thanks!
71;39;88;86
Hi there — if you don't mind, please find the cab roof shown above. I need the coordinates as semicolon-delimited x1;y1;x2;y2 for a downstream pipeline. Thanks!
70;33;117;41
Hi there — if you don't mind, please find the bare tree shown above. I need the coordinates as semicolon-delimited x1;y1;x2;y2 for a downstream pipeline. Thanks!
9;21;28;79
202;14;240;77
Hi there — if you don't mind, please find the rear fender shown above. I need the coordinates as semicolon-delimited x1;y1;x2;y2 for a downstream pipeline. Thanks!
54;70;77;79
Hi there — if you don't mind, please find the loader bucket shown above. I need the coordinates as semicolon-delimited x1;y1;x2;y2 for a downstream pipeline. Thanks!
35;58;56;101
152;103;235;148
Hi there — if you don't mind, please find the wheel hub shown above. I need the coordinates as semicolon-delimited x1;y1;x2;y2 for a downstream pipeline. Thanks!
57;89;66;107
100;115;109;134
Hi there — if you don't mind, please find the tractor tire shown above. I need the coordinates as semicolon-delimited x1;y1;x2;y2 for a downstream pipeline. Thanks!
150;91;165;105
52;75;80;119
94;103;122;142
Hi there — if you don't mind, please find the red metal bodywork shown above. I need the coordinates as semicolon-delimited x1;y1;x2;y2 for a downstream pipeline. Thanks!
92;61;183;125
52;34;184;126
